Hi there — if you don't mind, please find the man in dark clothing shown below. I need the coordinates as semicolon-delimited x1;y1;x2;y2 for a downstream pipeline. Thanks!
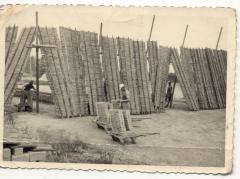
24;80;35;91
18;80;35;112
165;82;173;108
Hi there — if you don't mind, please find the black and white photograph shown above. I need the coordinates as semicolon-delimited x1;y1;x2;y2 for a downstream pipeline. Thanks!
0;5;236;174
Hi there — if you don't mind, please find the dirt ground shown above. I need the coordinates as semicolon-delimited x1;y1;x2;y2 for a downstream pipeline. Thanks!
4;97;226;167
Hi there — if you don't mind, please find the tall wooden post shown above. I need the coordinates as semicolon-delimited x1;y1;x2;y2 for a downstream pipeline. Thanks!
35;11;39;113
145;15;155;56
216;26;223;50
170;24;189;108
99;22;103;48
27;12;56;113
148;15;155;42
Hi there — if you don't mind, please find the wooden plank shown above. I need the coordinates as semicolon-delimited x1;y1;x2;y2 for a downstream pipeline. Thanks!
39;27;67;117
75;31;88;115
5;25;18;64
38;28;62;117
133;41;145;113
5;28;29;91
56;27;77;116
188;48;205;109
78;31;90;115
195;48;210;109
139;41;151;113
59;27;80;116
205;48;223;108
90;32;105;102
109;37;120;100
85;32;98;115
47;28;73;117
5;28;35;108
155;46;171;112
128;39;140;114
212;49;226;108
180;47;199;108
171;48;199;111
117;37;136;114
200;48;218;109
102;36;119;101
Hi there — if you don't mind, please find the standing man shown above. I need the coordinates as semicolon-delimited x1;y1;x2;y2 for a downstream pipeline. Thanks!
120;84;130;109
165;82;173;108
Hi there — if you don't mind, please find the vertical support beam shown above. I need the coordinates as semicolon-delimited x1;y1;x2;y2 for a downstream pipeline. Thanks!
216;26;223;50
170;76;177;108
170;24;189;108
35;11;39;113
181;24;189;47
145;15;155;56
147;15;155;42
99;22;103;48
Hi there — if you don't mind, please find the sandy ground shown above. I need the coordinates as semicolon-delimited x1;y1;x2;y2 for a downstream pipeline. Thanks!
4;97;225;167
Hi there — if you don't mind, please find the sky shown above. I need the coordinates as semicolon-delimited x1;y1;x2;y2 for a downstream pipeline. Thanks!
0;5;232;50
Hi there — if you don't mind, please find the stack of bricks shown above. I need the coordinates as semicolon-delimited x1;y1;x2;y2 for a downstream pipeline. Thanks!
3;124;52;162
96;102;112;129
4;27;35;110
109;109;126;134
4;146;47;162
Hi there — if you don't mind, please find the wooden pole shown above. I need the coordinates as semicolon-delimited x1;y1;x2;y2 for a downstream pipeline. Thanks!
26;12;56;113
99;22;103;50
216;26;223;50
148;15;155;42
170;24;189;108
145;15;155;56
35;11;39;113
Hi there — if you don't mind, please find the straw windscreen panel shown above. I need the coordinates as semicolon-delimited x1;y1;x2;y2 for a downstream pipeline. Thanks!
205;48;227;108
39;27;74;118
78;31;105;115
117;37;140;114
101;36;121;102
170;48;200;111
59;27;89;116
117;38;152;114
133;40;152;113
181;47;226;109
147;41;158;94
5;27;35;109
153;46;171;112
5;25;18;64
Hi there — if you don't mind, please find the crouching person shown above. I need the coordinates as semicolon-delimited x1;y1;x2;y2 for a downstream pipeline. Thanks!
18;80;35;112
